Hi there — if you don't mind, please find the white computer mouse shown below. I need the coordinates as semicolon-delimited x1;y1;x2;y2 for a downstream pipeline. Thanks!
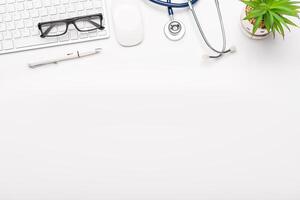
112;0;144;47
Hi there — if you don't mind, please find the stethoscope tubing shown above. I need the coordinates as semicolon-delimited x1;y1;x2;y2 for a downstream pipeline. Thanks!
187;0;228;58
148;0;232;58
148;0;199;8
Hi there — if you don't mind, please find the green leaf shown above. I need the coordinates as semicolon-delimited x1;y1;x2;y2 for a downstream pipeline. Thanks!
264;13;271;30
253;15;264;33
282;16;299;26
242;0;259;8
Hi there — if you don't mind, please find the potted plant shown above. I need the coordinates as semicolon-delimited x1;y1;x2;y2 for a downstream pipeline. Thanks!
240;0;300;39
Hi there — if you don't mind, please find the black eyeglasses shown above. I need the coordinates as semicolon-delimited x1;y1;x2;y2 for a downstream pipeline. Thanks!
38;13;105;38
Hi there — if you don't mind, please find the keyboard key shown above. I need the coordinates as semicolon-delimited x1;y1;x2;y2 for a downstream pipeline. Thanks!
4;13;12;22
57;6;66;14
43;0;51;7
53;0;60;6
7;4;15;12
67;4;75;12
75;2;84;11
88;30;97;38
49;7;57;15
12;29;21;38
16;3;24;11
22;28;30;37
59;33;70;42
24;19;33;27
30;9;39;17
39;8;48;16
13;12;21;20
70;29;78;40
85;1;93;10
79;32;88;39
0;6;5;14
3;31;12;39
6;21;14;29
16;20;24;28
0;22;6;31
30;28;39;36
21;10;29;19
61;0;68;4
33;0;42;8
25;1;33;10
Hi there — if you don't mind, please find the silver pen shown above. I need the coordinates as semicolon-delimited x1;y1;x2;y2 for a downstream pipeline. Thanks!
28;48;102;68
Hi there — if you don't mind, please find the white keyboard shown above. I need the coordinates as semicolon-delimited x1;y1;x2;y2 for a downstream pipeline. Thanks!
0;0;109;55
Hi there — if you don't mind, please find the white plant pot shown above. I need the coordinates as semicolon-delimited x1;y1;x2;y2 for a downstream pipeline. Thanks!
240;9;270;40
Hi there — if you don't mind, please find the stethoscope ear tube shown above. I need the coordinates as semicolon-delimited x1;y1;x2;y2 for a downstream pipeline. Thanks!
187;0;235;58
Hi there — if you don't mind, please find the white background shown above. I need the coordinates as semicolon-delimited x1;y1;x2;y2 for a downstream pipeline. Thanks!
1;0;300;199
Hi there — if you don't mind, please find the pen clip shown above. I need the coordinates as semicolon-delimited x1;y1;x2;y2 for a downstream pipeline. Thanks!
95;48;102;53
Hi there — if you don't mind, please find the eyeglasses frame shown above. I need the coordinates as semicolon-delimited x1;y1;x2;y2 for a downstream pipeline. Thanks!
38;13;105;38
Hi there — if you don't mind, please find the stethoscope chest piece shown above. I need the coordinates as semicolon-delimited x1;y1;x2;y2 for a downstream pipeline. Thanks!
164;20;185;41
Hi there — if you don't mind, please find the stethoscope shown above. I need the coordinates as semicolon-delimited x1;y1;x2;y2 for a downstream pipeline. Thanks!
148;0;236;58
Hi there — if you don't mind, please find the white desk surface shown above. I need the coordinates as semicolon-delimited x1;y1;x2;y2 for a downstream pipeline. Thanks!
1;0;300;199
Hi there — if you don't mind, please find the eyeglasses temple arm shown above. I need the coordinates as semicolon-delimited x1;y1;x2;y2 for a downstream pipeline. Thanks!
41;24;56;37
87;19;104;30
